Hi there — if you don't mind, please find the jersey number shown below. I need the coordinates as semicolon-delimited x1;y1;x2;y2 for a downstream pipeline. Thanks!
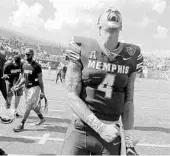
98;74;115;99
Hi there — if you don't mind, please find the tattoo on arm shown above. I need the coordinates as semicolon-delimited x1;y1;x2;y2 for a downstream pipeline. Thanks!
125;72;136;103
65;61;105;133
122;72;136;129
65;61;82;94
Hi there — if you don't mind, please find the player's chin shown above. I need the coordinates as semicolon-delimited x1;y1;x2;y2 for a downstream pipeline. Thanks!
104;23;120;32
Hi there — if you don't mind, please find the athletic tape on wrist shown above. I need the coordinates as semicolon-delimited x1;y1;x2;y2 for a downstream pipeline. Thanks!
85;113;105;133
124;130;134;147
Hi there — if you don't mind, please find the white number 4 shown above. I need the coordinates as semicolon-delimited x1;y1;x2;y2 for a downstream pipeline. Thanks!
98;74;115;99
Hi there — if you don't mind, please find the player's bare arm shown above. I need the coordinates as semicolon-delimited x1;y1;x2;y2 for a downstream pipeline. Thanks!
38;73;45;94
15;75;25;88
65;61;120;142
122;72;139;156
122;72;136;130
65;61;101;126
15;73;22;85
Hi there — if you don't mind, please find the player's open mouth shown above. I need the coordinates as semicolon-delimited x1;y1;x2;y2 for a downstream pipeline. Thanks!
107;12;119;22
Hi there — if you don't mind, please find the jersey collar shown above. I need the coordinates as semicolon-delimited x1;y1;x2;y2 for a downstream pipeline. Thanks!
97;40;125;58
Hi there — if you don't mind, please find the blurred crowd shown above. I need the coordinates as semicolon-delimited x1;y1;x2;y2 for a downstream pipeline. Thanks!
143;56;170;71
1;35;170;72
0;36;64;63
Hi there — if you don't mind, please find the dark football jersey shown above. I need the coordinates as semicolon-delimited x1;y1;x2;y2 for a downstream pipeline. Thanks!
4;62;22;85
67;36;143;121
22;61;42;88
0;49;6;77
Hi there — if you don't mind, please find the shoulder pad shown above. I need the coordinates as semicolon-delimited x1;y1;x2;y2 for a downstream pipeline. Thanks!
123;43;139;57
72;36;99;51
66;36;99;61
124;43;143;72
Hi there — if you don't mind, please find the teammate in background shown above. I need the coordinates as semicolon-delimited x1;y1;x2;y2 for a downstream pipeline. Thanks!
0;46;10;108
61;8;143;155
56;62;64;84
61;66;67;82
0;47;8;155
13;48;46;132
48;62;52;76
3;55;23;117
142;65;148;78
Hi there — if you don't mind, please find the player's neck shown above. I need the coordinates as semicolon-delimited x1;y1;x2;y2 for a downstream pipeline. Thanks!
26;60;33;64
104;38;119;52
99;31;119;54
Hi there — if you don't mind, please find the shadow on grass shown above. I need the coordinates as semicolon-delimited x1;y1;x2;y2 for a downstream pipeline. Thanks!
28;116;71;124
23;125;68;133
0;136;35;143
20;116;71;133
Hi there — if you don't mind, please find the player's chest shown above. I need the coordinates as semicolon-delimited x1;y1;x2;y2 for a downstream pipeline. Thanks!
23;64;34;75
82;50;134;76
10;66;21;74
81;51;134;87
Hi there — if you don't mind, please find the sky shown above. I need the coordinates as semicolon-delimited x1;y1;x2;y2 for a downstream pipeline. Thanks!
0;0;169;57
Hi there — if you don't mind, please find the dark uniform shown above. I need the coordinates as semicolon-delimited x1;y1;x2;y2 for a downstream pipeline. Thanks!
22;60;41;89
61;66;67;81
0;46;9;107
13;54;45;132
61;36;143;155
4;56;23;107
0;47;8;154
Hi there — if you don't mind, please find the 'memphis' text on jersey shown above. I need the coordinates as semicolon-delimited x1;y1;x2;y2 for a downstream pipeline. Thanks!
87;59;130;74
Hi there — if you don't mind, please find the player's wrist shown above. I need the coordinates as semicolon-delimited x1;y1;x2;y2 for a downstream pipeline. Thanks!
124;129;134;147
41;92;45;96
85;113;105;134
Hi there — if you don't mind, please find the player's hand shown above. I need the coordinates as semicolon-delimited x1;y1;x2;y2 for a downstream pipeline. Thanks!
126;146;139;155
2;74;9;80
40;93;45;99
11;85;20;92
99;124;120;143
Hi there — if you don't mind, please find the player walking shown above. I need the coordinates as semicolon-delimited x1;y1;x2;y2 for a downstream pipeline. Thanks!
13;48;46;132
0;47;8;155
3;54;23;116
56;62;64;84
0;46;10;108
61;8;143;155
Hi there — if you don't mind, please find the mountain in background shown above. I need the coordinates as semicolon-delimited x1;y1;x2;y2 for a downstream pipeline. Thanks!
0;27;64;55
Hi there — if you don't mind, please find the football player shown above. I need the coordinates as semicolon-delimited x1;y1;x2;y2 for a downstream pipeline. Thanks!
3;54;23;116
13;48;46;132
61;8;143;155
56;62;64;84
61;65;67;82
0;46;10;108
0;47;8;155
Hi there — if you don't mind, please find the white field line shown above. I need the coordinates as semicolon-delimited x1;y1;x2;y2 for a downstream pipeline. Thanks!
47;109;65;112
141;106;170;110
137;143;170;148
38;133;50;144
19;135;64;142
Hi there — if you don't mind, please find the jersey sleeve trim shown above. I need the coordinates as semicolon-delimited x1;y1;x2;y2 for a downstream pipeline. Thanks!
135;47;143;73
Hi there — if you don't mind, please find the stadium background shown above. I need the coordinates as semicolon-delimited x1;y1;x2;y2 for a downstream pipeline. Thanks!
1;35;170;80
0;34;170;155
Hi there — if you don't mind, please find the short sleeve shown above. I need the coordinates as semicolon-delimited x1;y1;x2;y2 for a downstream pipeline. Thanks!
3;63;10;74
35;64;42;75
135;47;143;73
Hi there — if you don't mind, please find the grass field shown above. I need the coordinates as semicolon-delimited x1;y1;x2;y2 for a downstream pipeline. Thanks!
0;69;170;156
